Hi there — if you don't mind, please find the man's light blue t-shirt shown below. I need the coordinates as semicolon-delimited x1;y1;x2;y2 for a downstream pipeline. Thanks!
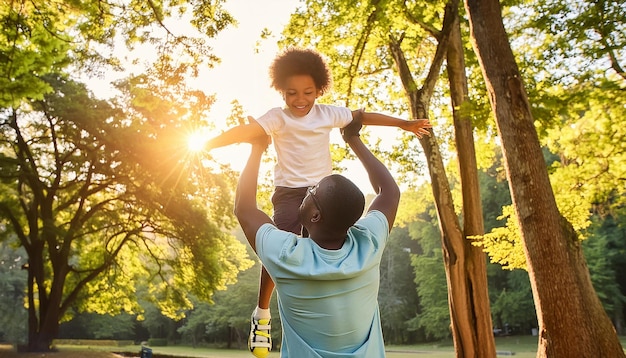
255;210;389;357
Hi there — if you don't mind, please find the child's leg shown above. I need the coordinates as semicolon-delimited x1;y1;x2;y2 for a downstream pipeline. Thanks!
258;186;307;308
258;267;274;310
249;187;307;357
271;186;308;234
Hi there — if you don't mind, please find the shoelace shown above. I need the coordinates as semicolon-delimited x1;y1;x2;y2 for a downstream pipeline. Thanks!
250;318;271;350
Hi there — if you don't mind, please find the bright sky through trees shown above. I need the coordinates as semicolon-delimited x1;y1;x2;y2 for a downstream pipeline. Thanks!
187;0;298;165
90;0;391;193
187;0;380;193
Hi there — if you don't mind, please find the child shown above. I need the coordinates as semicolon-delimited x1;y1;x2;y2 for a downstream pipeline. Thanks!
205;47;431;357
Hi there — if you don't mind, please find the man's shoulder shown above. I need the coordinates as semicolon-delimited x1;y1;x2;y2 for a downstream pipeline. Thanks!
256;223;299;254
355;211;389;236
360;210;387;223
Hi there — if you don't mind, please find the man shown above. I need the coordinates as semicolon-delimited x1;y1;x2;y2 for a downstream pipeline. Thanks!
234;119;401;357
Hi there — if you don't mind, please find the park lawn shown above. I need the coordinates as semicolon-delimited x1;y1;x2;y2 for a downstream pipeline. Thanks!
0;337;537;358
386;335;538;358
387;335;626;358
0;344;117;357
1;336;624;357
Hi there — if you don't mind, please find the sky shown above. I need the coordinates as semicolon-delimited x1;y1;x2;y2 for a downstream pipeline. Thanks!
190;0;299;120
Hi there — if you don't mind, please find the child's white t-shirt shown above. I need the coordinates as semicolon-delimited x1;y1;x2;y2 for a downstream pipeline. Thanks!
256;104;353;188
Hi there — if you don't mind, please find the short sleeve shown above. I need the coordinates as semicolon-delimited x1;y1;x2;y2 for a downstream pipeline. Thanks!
352;210;389;247
255;223;299;263
255;108;285;135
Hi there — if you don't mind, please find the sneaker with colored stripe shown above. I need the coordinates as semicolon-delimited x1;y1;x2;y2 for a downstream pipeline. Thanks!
249;315;271;358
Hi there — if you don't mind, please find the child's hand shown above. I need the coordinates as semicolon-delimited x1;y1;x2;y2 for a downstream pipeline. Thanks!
402;119;432;139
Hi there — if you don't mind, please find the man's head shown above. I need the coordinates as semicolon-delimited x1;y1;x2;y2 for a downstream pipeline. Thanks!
299;174;365;235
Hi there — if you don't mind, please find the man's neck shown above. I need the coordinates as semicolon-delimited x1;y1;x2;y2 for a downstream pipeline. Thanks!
308;228;347;250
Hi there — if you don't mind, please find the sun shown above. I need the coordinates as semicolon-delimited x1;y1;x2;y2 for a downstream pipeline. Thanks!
187;131;207;152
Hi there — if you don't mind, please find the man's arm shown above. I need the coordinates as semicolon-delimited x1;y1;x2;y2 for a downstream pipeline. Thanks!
233;137;273;252
343;132;400;231
206;120;267;150
357;111;432;139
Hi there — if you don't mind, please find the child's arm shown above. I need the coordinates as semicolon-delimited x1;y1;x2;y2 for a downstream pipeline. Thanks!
205;120;267;150
356;111;432;138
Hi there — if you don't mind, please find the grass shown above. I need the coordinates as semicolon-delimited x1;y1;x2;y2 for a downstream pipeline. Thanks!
0;336;624;357
386;335;538;358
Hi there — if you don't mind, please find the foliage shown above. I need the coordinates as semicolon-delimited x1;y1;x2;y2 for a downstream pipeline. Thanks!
176;230;279;348
1;0;234;108
0;242;28;343
475;205;525;270
58;312;136;341
379;227;421;344
519;0;625;84
488;268;537;334
399;188;451;341
545;88;626;229
477;155;512;232
510;0;626;245
0;0;71;107
477;86;626;270
583;215;626;330
466;0;625;266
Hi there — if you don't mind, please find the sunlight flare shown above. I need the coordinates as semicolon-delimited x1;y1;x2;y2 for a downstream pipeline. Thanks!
187;131;207;152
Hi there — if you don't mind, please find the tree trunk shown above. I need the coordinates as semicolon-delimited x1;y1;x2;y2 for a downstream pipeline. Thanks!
26;239;65;352
389;1;496;356
463;0;625;356
447;14;496;358
27;262;60;352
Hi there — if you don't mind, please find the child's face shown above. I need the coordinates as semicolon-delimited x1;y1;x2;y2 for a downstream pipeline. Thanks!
282;74;321;117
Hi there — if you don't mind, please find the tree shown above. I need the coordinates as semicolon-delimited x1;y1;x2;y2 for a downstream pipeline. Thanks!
444;8;495;356
0;0;253;351
1;0;234;108
0;73;253;351
463;0;625;355
279;1;496;355
0;0;70;108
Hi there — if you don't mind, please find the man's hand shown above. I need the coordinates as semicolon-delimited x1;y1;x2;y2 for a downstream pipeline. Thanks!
400;119;432;139
246;116;272;149
341;109;364;141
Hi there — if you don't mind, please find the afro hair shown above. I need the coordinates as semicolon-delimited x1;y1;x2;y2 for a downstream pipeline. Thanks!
269;48;332;94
